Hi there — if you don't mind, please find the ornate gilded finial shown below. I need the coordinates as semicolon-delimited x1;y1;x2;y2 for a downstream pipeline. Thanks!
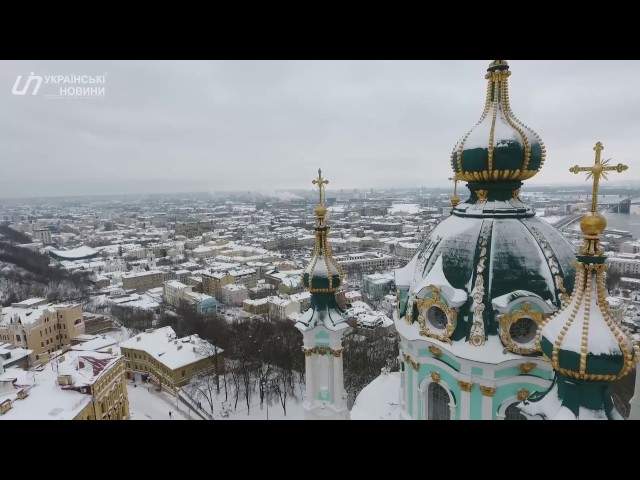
570;142;628;214
448;175;460;208
570;142;629;255
312;168;329;206
312;168;329;225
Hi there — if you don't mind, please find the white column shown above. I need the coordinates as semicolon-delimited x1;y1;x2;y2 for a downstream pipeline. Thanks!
304;353;313;405
459;383;471;420
412;366;418;419
481;390;494;420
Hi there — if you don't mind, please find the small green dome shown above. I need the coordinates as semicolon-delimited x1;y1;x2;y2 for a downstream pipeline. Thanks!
303;226;342;293
451;60;546;183
538;262;635;381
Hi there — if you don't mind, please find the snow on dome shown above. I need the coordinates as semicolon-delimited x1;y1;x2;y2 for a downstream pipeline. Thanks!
395;208;575;347
49;246;98;260
413;254;467;307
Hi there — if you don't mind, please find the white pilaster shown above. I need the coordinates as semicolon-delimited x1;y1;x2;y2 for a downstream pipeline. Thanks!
481;390;494;420
459;385;471;420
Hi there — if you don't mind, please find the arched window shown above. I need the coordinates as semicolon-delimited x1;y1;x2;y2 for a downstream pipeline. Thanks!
504;402;527;420
427;382;451;420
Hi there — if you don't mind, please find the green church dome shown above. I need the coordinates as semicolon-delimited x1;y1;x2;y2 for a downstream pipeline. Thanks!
396;211;576;347
396;61;575;355
302;226;343;293
451;60;546;183
538;250;635;381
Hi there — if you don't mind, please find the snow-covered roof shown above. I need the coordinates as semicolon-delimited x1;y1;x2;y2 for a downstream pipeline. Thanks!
1;304;56;327
70;335;118;352
413;255;467;307
49;246;97;260
120;327;221;370
0;350;120;420
351;371;402;420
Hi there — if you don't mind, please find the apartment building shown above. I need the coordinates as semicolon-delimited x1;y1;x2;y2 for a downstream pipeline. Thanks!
242;297;271;315
0;299;85;364
0;350;129;420
220;284;249;306
163;280;220;315
120;327;222;391
175;220;215;238
202;271;234;300
607;253;640;276
335;252;397;278
268;296;300;321
264;269;304;294
362;272;395;302
121;270;165;292
395;241;420;260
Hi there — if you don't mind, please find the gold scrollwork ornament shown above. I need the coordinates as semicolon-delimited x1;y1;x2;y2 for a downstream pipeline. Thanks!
415;286;457;343
498;302;545;355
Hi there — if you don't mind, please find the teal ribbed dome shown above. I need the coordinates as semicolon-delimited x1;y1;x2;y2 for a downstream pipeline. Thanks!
451;60;546;183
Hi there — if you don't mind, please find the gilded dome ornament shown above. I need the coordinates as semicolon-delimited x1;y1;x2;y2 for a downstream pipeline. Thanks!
570;142;629;257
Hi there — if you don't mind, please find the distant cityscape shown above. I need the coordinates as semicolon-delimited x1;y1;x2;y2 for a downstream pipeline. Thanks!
1;181;640;420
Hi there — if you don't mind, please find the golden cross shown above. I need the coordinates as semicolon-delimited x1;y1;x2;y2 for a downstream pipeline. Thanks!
569;142;628;214
312;168;329;205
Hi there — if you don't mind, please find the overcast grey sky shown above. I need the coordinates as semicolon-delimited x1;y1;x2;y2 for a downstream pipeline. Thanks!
1;60;639;199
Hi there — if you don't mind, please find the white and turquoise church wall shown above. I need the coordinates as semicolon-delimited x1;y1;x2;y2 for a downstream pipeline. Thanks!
398;336;553;420
300;326;349;420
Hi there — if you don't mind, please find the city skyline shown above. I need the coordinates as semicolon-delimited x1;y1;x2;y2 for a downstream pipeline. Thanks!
2;60;640;198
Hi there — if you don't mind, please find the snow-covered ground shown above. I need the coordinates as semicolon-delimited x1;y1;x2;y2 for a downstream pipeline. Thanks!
127;376;305;420
127;382;193;420
389;203;420;215
209;391;304;420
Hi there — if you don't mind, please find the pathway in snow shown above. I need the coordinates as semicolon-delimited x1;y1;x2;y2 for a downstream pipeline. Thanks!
127;382;195;420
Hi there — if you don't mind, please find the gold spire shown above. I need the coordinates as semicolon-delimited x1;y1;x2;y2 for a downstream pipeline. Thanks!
570;142;629;256
304;169;345;293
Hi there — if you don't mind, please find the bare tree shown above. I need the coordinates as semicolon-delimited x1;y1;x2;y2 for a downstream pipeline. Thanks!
185;369;218;415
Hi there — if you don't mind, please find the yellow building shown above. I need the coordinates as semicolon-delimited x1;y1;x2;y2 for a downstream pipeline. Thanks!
0;351;129;420
0;298;85;364
120;327;222;392
202;272;234;300
121;270;165;292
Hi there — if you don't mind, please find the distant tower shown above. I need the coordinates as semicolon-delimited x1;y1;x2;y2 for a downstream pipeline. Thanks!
520;142;637;419
295;169;350;420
